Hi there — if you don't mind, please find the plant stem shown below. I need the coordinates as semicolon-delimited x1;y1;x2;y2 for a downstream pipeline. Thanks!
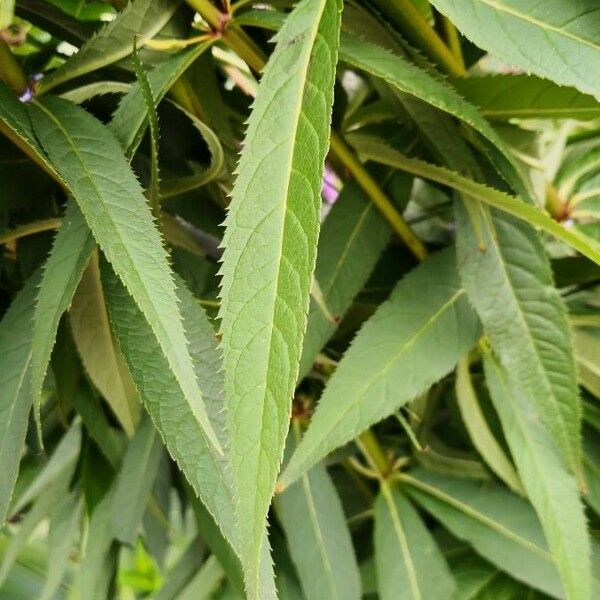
0;218;61;245
189;1;427;261
357;429;391;476
436;12;464;70
0;40;28;94
369;0;465;76
185;0;266;72
330;132;428;261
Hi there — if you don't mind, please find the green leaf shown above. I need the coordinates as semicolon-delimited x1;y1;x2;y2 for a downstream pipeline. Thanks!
159;102;224;199
430;0;600;101
339;33;526;194
276;434;361;600
132;37;161;218
102;263;235;543
36;0;179;94
78;487;118;600
483;351;591;600
449;74;600;121
0;0;15;28
29;96;221;453
573;326;600;398
178;555;225;600
110;413;163;544
455;358;523;494
39;490;82;600
456;198;583;479
299;177;399;378
30;201;95;440
70;251;140;435
217;0;342;592
401;469;567;597
0;81;58;181
279;248;480;489
350;135;600;264
154;537;205;600
10;421;81;517
374;482;455;600
110;43;213;158
0;271;40;524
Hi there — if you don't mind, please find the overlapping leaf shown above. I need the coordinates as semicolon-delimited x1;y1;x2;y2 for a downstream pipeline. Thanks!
279;249;480;488
36;0;179;94
431;0;600;101
374;482;455;600
217;0;342;592
484;352;591;600
29;96;220;452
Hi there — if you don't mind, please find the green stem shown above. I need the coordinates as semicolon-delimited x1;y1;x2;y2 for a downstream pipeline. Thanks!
437;12;464;70
369;0;465;76
0;218;61;245
185;0;266;72
357;430;391;477
330;132;428;261
0;40;28;94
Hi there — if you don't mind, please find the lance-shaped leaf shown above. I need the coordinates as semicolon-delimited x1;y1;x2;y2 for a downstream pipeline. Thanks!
36;0;179;94
350;136;600;264
70;251;140;435
30;201;95;437
455;357;523;494
483;351;591;600
455;200;583;479
40;490;82;600
374;482;455;600
102;263;234;543
430;0;600;101
217;0;342;592
110;413;163;544
110;42;213;159
279;249;480;489
339;33;525;194
449;74;600;121
29;96;221;453
299;176;403;379
402;469;567;598
0;271;40;524
276;439;361;600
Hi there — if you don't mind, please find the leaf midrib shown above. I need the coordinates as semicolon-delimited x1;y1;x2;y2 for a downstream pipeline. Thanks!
476;0;600;52
401;474;552;560
246;0;329;581
381;483;421;600
301;471;339;599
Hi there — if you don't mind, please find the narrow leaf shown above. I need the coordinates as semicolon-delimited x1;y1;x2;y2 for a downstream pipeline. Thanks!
374;482;455;600
217;0;342;592
30;201;95;438
36;0;179;94
29;96;221;453
455;357;523;494
279;249;480;489
110;413;163;544
350;135;600;264
40;491;82;600
402;469;567;597
483;351;591;600
450;74;600;121
276;435;361;600
70;251;140;435
430;0;600;101
0;271;40;524
299;177;399;378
